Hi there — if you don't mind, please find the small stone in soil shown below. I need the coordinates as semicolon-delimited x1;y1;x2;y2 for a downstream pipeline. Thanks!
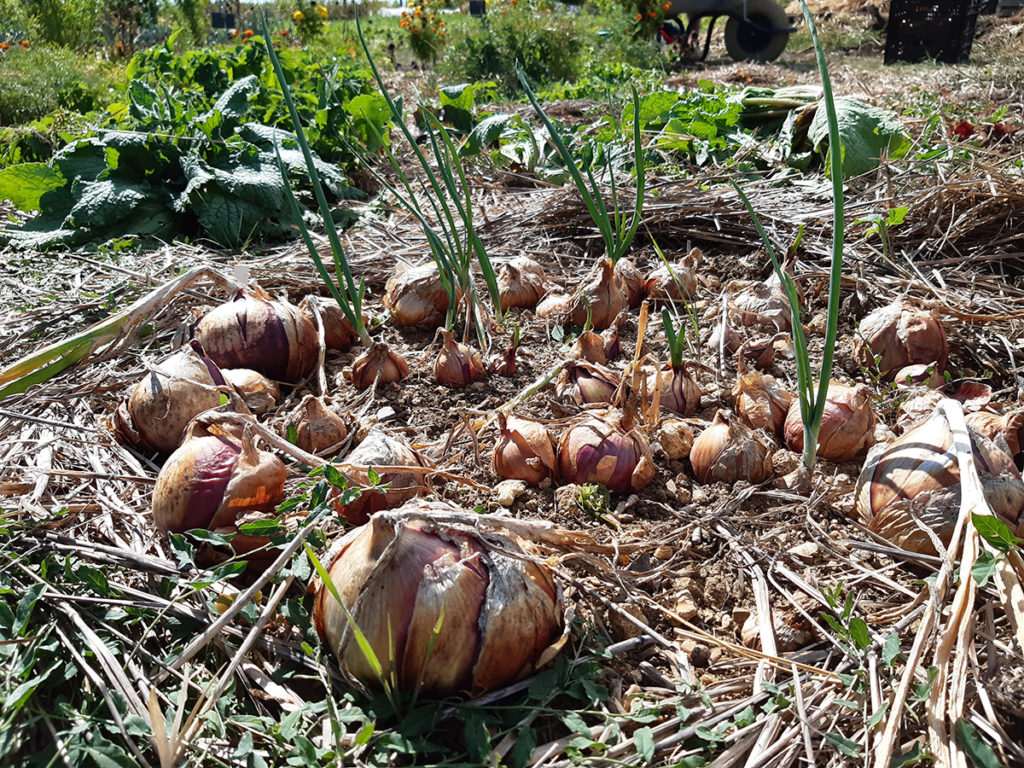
493;479;527;507
689;644;711;668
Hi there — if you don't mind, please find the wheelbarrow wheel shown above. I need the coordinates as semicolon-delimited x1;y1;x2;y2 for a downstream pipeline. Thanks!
724;0;790;62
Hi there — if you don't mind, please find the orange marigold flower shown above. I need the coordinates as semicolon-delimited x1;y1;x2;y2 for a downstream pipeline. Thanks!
648;10;655;16
243;28;254;36
281;28;288;35
20;40;30;47
634;12;642;19
663;2;670;8
0;42;9;50
414;8;422;15
439;20;445;25
412;27;420;33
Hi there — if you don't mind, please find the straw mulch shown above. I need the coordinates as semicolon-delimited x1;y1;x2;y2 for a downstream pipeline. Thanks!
2;137;1024;767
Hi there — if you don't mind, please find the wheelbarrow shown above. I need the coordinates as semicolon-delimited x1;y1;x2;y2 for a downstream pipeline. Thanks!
664;0;795;62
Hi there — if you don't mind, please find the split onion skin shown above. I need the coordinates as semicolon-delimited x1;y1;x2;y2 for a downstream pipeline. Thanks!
493;414;556;486
853;300;947;378
690;410;773;485
313;503;563;696
557;414;650;493
193;287;317;383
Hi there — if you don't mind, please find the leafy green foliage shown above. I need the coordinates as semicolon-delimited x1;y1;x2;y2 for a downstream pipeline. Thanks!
439;0;584;95
1;39;391;250
807;97;911;178
0;43;119;125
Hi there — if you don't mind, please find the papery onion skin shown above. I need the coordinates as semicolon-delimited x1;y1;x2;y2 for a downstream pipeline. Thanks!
733;371;793;438
557;414;649;493
853;301;948;377
565;260;627;331
152;428;286;536
194;287;317;383
730;281;792;332
615;259;646;308
114;341;231;456
571;331;607;365
283;395;348;456
351;343;409;391
313;502;562;695
783;383;875;462
966;410;1024;466
335;430;427;525
855;408;1024;554
301;296;361;352
383;263;457;328
690;410;773;485
498;257;548;311
557;361;620;405
434;331;485;388
644;249;701;303
493;414;555;485
222;368;279;415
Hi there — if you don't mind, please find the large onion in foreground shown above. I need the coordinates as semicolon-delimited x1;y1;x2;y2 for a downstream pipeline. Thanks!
193;286;317;383
313;502;563;695
855;406;1024;554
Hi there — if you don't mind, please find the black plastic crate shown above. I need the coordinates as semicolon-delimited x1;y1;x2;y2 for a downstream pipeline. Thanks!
884;0;982;63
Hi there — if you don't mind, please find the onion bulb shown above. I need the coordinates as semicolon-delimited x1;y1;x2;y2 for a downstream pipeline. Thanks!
313;501;563;695
855;407;1024;554
114;341;234;456
557;412;651;493
282;395;347;456
733;371;794;438
335;430;427;525
571;331;607;365
557;361;620;405
894;364;945;390
564;260;627;331
645;248;701;303
784;383;875;462
152;424;286;540
221;368;279;415
193;286;317;383
535;293;572;319
493;413;555;485
852;300;947;377
730;278;792;332
300;296;361;352
690;410;774;485
434;331;485;388
498;257;548;311
647;363;701;416
602;327;621;362
351;343;409;391
966;410;1024;466
487;338;518;377
615;259;646;308
383;263;457;328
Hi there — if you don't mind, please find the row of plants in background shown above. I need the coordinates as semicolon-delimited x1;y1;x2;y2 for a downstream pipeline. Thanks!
0;34;392;250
